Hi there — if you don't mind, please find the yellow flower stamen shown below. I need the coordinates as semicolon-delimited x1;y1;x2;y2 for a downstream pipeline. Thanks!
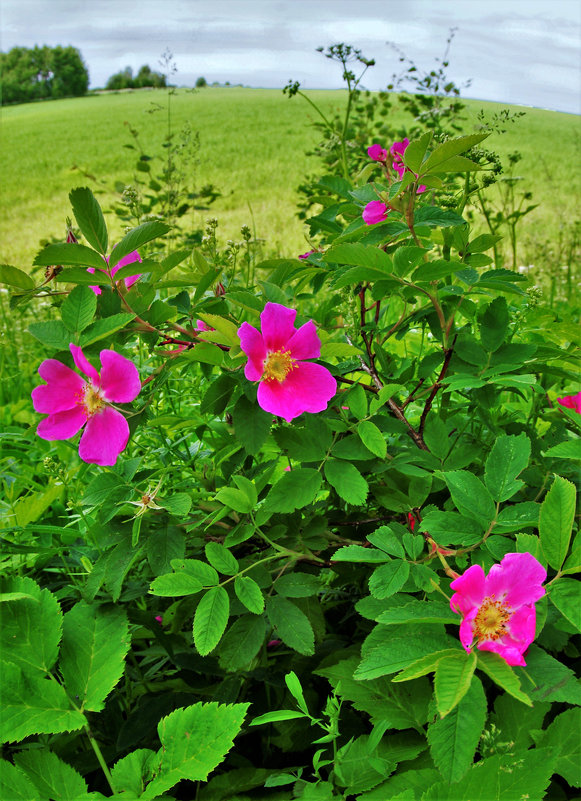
473;596;511;642
263;349;296;383
79;384;106;417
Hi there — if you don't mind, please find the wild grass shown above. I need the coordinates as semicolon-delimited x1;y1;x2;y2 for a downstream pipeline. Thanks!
1;87;579;271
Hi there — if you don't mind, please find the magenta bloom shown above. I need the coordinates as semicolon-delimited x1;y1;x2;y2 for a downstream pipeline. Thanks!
557;391;581;414
299;250;316;260
87;250;143;296
450;552;546;666
390;138;426;193
238;302;337;423
196;320;213;332
362;201;390;226
32;344;141;466
367;143;388;163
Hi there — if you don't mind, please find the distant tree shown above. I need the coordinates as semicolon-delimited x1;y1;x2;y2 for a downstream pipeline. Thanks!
105;64;166;91
195;76;207;87
0;44;89;105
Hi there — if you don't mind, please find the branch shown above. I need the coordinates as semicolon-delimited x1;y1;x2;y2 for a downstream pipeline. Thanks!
418;335;457;434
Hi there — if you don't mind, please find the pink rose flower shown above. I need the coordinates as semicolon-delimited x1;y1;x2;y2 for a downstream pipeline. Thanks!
362;200;390;226
367;143;388;162
87;250;143;296
238;302;337;423
557;391;581;414
390;138;426;194
196;320;213;332
32;344;141;466
450;552;546;666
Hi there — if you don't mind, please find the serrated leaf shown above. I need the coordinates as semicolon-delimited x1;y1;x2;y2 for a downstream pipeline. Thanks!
264;467;322;513
539;475;576;570
434;652;477;717
266;595;315;655
367;526;405;558
61;285;97;334
323;242;393;272
549;578;581;632
479;296;508;352
171;558;219;586
274;572;320;598
442;470;496;528
159;492;192;517
218;615;266;671
80;312;135;346
60;602;130;713
358;420;387;458
0;663;85;742
484;433;531;502
232;394;272;455
324;459;368;505
28;320;71;351
205;542;239;576
544;439;581;460
150;572;203;597
540;708;581;788
215;486;254;514
378;602;457;627
332;544;391;563
140;702;249;800
392;648;462;681
369;560;410;599
355;624;455;680
108;221;170;269
427;674;487;784
421;133;488;173
110;749;157;796
234;576;264;613
200;374;236;415
193;587;230;655
33;242;107;270
476;651;532;705
14;748;89;800
418;511;484;546
403;131;432;172
250;710;307;725
0;576;62;674
0;760;39;801
69;186;108;254
0;264;35;289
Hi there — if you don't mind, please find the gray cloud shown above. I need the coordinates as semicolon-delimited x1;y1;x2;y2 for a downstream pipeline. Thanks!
1;0;579;112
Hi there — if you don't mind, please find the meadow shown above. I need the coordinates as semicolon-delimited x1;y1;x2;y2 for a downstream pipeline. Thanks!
1;87;579;271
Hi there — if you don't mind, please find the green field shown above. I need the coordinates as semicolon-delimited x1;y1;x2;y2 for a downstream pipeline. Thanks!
1;87;579;270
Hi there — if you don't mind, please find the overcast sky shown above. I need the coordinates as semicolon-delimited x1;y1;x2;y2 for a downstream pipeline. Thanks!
1;0;580;113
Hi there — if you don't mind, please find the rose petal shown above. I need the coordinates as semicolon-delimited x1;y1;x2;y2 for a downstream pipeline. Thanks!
238;322;267;381
458;607;478;652
450;564;486;615
32;360;86;413
287;321;321;360
37;406;87;440
557;391;581;414
477;639;527;667
257;361;336;422
110;250;142;289
99;350;141;403
260;303;297;352
86;267;103;296
78;406;130;466
485;552;546;609
69;344;100;385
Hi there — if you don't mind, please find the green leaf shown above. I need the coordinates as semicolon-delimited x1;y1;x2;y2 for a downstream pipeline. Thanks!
332;544;391;563
205;542;239;576
392;246;426;277
69;186;108;254
412;258;464;283
494;501;539;533
33;242;107;270
358;420;386;458
491;693;550;751
323;242;393;272
59;602;130;712
266;595;315;655
28;320;71;351
421;133;488;173
484;433;530;502
159;492;192;517
525;644;581;705
55;267;110;285
442;470;496;528
367;526;406;558
264;468;322;513
232;394;272;455
150;572;203;597
427;675;487;784
549;578;581;632
0;760;39;801
250;710;307;726
379;602;457;627
392;648;462;681
171;558;219;586
403;131;432;172
140;702;249;800
539;475;576;570
562;532;581;575
354;624;455;680
324;459;368;505
218;615;266;671
0;264;35;290
108;220;170;269
215;486;254;514
544;439;581;460
419;511;484;545
146;524;185;575
61;285;97;334
14;748;89;800
0;663;85;742
285;670;309;714
182;341;223;365
434;652;477;717
479;296;508;352
200;374;236;415
274;572;320;598
539;708;581;788
234;576;264;613
80;312;135;346
414;207;466;228
476;651;532;706
193;587;230;656
0;576;62;674
110;749;157;796
369;560;410;599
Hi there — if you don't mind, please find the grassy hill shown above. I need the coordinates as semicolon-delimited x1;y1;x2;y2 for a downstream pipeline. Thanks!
1;87;579;271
